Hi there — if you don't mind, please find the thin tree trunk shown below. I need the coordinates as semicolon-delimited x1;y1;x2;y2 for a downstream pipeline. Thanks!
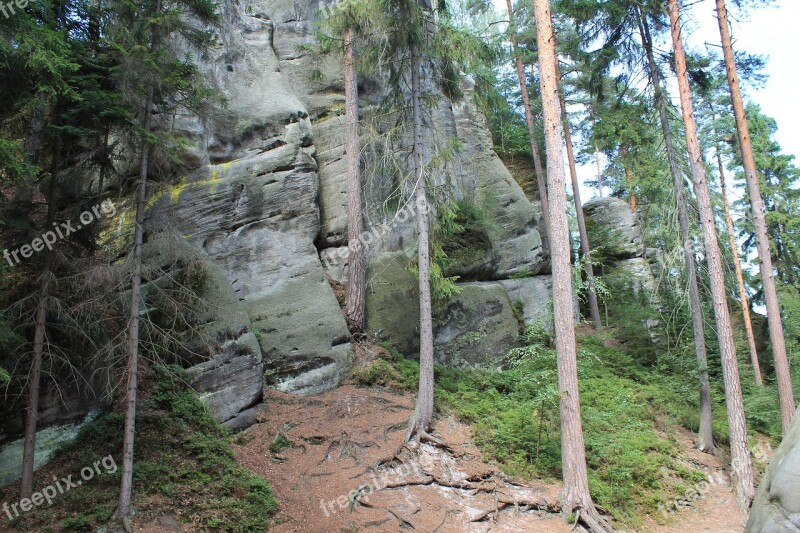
533;0;604;527
594;143;604;197
503;0;550;242
343;27;365;334
19;140;61;499
620;145;637;211
410;39;434;435
14;92;48;207
554;60;601;329
97;126;110;200
638;7;715;454
716;147;762;385
668;0;754;509
716;0;795;431
118;3;160;516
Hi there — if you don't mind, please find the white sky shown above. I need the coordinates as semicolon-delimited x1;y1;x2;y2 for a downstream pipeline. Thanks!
684;0;800;165
489;0;800;202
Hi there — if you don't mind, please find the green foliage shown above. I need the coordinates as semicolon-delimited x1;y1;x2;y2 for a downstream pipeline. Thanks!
9;365;277;531
351;354;418;390
434;332;711;526
269;433;297;455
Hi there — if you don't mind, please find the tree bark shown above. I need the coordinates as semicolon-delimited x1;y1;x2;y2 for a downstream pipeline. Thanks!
638;7;715;454
14;92;49;207
533;0;601;524
554;61;602;329
343;27;366;334
503;0;550;243
594;143;604;197
668;0;754;509
118;1;161;516
19;139;61;499
716;0;795;431
620;145;636;211
410;39;434;435
715;147;762;386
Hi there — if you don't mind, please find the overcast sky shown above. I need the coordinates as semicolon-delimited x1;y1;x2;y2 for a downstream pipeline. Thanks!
684;0;800;164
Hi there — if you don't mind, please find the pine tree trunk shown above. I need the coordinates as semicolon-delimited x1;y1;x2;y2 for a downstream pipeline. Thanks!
716;0;795;431
20;137;61;499
14;92;48;207
410;39;434;434
620;145;636;211
504;0;550;243
555;60;601;329
533;0;602;525
668;0;754;508
638;7;715;454
118;5;160;515
716;147;763;385
594;143;604;197
343;27;365;334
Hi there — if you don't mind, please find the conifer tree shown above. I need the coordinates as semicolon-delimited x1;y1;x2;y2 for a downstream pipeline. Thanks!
667;0;754;508
716;0;795;431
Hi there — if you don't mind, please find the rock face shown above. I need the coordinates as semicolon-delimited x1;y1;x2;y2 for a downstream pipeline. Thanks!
3;0;560;486
584;197;657;295
746;409;800;532
433;283;520;368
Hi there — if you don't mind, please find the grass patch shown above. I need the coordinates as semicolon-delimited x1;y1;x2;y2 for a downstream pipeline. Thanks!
2;365;277;532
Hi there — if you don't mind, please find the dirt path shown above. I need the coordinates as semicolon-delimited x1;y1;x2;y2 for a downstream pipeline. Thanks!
639;426;749;533
234;385;572;533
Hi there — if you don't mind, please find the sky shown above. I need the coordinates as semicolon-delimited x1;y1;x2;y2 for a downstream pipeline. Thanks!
489;0;800;202
684;0;800;165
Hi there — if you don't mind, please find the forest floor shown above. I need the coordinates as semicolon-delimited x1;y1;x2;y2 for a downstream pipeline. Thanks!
230;383;752;533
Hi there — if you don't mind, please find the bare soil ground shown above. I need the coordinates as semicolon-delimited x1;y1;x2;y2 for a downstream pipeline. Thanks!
233;385;570;533
640;426;749;533
131;383;764;532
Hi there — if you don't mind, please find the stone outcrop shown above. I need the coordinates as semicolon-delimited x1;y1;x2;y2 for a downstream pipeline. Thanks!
584;197;657;295
433;283;520;368
3;0;560;487
746;409;800;532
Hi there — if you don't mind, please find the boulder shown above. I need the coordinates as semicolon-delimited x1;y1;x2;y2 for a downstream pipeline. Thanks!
583;196;643;259
433;283;520;367
498;276;554;330
746;409;800;532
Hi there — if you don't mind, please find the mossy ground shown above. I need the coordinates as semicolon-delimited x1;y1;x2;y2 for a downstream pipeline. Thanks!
0;365;277;532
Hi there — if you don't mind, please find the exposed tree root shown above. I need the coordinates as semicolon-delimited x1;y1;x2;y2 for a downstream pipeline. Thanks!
387;508;416;529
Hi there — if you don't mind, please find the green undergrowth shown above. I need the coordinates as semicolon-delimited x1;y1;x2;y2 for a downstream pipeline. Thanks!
3;365;276;532
356;329;779;528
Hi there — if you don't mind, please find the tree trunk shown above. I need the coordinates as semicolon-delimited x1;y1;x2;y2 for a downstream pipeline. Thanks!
620;145;637;211
594;142;604;197
343;27;366;334
716;147;763;386
716;0;795;432
118;3;161;516
410;39;434;435
19;141;61;499
668;0;754;509
638;7;715;454
14;92;48;207
554;61;601;329
533;0;603;526
503;0;550;242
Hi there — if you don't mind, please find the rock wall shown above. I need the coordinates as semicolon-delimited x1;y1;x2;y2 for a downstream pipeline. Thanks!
746;409;800;532
583;197;657;295
1;0;556;486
